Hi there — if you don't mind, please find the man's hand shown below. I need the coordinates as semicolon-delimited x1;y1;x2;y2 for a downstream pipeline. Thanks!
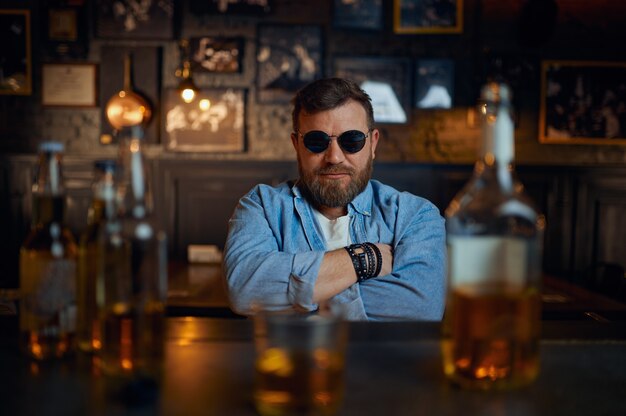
312;242;394;303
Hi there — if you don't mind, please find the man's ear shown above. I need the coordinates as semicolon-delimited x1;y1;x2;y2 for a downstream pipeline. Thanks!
370;128;380;160
291;132;298;151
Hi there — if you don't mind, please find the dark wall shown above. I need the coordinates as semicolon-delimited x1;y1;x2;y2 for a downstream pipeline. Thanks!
0;0;625;164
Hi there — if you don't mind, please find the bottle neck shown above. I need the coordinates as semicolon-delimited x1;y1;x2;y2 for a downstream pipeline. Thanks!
32;150;66;226
118;136;152;219
478;99;515;191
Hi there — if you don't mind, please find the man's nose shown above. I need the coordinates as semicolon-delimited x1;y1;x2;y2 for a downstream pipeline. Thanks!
324;138;346;164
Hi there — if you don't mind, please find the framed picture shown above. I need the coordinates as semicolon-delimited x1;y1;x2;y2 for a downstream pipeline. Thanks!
44;1;89;59
333;0;383;31
0;9;31;95
189;0;271;15
333;56;412;124
540;60;626;145
163;88;246;153
42;63;97;107
190;36;244;73
95;0;174;39
415;58;454;109
256;24;323;103
393;0;463;34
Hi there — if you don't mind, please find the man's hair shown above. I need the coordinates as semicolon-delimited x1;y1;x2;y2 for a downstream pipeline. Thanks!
291;78;375;132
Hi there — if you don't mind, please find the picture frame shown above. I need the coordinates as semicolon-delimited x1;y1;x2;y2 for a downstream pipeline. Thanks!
95;0;174;40
42;63;97;107
333;0;383;31
189;0;271;15
333;56;412;124
256;24;323;104
189;36;244;74
393;0;463;34
162;88;246;153
539;60;626;145
0;9;31;95
414;58;454;109
44;1;89;59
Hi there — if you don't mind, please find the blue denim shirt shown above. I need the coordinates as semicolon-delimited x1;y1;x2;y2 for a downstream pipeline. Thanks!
223;179;446;321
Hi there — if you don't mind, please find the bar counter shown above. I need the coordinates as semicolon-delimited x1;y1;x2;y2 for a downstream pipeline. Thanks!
1;317;625;416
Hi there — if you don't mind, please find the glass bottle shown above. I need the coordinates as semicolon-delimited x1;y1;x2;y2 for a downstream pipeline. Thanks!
442;82;545;390
98;126;168;380
76;160;118;353
20;141;78;360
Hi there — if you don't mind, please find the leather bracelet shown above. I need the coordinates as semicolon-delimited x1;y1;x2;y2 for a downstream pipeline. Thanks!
362;243;376;278
345;244;369;282
366;242;382;277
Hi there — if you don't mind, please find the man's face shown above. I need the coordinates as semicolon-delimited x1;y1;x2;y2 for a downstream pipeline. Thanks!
291;100;379;211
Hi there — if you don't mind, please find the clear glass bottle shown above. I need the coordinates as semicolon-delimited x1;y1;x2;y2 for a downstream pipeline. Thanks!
98;126;168;379
20;141;78;360
76;159;118;353
442;82;545;390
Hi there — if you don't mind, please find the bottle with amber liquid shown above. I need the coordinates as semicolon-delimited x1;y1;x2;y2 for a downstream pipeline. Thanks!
76;160;118;353
442;82;545;390
20;141;78;360
98;126;167;379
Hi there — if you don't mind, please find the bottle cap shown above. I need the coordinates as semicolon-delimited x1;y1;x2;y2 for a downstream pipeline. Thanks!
38;141;64;153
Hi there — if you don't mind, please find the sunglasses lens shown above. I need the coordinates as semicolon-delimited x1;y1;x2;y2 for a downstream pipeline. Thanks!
338;130;367;153
301;130;368;154
303;131;330;153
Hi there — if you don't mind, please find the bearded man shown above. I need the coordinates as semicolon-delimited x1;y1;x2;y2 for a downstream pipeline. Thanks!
223;78;446;321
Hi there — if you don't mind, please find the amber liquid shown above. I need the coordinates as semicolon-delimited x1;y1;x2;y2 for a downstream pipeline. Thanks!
76;199;107;353
20;195;77;360
99;301;165;378
254;347;345;416
442;286;541;390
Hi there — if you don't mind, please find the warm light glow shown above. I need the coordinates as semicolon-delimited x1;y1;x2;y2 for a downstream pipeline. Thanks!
199;99;211;111
181;88;196;103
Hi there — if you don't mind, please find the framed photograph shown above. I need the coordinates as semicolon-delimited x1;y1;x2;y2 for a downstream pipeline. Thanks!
540;60;626;145
393;0;463;34
0;9;31;95
333;0;383;31
42;63;97;107
163;88;246;153
189;0;271;15
256;24;323;103
95;0;174;39
44;1;89;59
190;36;244;73
415;58;454;109
333;56;412;124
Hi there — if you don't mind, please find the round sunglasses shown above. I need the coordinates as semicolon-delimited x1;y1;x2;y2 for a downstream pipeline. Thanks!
297;129;371;154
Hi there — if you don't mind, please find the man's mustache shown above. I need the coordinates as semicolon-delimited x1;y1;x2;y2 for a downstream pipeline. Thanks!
315;166;354;176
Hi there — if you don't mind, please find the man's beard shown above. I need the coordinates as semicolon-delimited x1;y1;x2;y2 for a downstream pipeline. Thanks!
298;156;373;209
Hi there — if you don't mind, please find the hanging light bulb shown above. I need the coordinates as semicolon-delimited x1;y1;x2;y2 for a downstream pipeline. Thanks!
177;61;199;103
175;39;199;104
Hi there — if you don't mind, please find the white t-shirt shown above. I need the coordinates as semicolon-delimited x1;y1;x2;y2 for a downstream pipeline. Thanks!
313;209;351;250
